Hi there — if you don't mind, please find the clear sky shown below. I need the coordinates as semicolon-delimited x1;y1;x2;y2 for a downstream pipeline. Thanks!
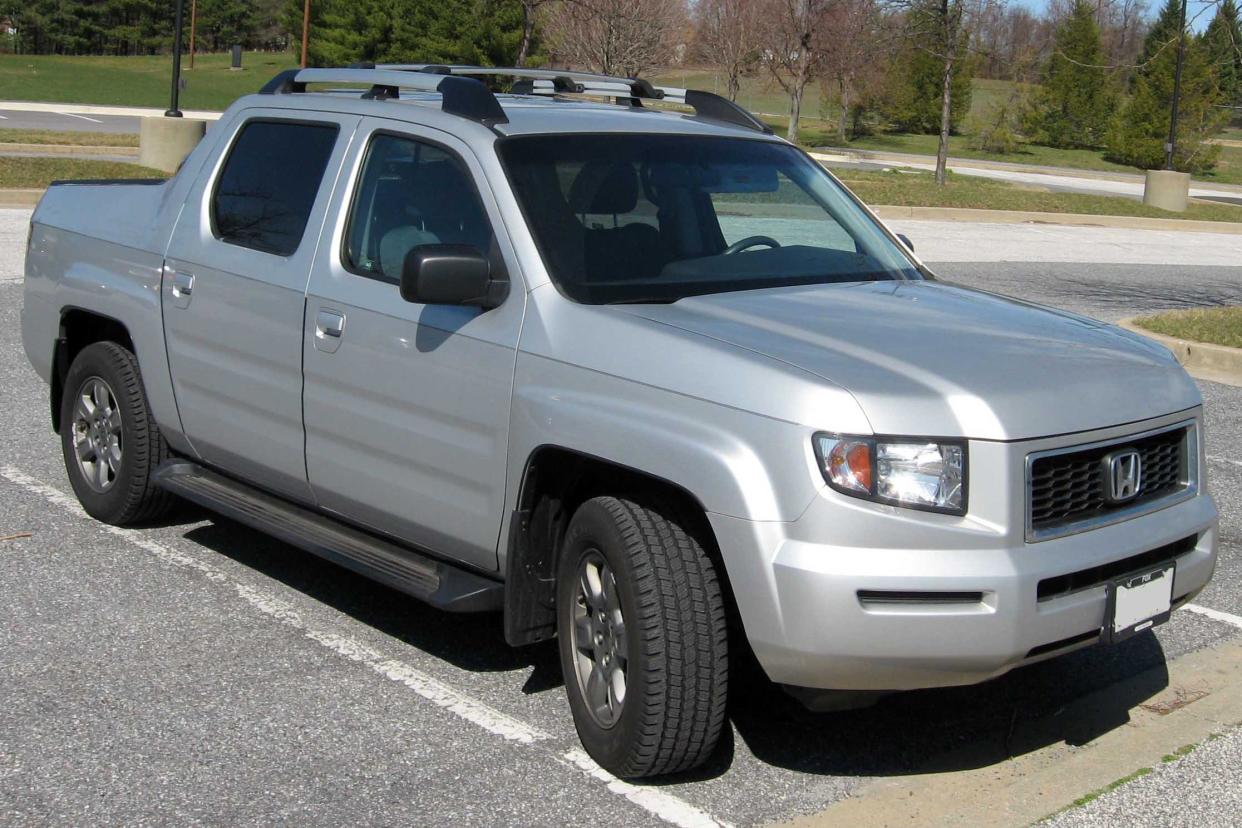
1007;0;1222;32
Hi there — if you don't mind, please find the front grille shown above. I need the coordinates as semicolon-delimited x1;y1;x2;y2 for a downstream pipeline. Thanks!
1029;425;1189;535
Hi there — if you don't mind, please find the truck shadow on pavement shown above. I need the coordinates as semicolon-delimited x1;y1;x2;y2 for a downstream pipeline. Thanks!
179;512;1171;783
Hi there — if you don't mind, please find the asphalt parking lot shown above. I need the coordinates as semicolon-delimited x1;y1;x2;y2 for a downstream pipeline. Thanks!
1;209;1240;826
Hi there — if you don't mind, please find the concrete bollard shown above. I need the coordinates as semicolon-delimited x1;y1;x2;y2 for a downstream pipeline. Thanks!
1142;169;1191;213
138;116;206;174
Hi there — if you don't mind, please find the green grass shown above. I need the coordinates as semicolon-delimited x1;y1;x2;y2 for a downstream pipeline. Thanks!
0;157;166;188
1069;767;1153;810
1161;743;1198;762
0;129;138;147
1134;307;1242;348
830;167;1242;222
0;51;296;110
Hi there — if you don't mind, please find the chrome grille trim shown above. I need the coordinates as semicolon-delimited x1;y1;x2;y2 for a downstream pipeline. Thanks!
1025;419;1198;543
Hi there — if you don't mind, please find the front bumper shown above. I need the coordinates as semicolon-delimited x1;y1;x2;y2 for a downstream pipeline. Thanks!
709;413;1220;692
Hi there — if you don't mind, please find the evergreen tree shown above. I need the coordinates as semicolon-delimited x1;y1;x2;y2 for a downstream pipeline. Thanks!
1136;0;1184;80
1107;18;1225;174
1202;0;1242;110
296;0;524;67
1025;0;1116;148
883;38;973;135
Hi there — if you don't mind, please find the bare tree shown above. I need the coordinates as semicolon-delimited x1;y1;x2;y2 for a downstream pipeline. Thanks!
819;0;884;142
695;0;764;101
887;0;996;184
517;0;555;67
759;0;838;143
544;0;688;78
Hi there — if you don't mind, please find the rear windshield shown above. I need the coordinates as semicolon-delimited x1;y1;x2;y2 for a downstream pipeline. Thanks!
497;134;922;304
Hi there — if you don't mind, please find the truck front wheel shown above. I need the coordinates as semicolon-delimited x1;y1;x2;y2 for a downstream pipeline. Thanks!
60;342;173;525
557;495;728;778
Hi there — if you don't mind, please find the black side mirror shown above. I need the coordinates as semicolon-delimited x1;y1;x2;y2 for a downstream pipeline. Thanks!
897;233;915;253
400;244;509;309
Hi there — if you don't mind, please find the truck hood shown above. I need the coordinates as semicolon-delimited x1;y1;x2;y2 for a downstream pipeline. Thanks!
614;280;1200;441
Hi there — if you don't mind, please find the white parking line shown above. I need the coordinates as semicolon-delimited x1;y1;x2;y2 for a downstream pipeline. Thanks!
1208;455;1242;469
1183;604;1242;630
0;465;726;828
58;112;102;123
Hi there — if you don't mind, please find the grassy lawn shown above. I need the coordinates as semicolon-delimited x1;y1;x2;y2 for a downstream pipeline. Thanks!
0;51;295;110
1133;307;1242;348
0;157;165;188
830;167;1242;223
0;129;138;147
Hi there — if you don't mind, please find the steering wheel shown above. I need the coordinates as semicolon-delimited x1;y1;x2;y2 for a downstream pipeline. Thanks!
724;235;781;255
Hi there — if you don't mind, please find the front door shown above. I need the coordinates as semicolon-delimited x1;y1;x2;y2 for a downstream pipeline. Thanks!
301;122;525;570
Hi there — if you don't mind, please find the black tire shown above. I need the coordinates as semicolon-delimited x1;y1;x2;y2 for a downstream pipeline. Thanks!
557;495;728;778
60;341;174;525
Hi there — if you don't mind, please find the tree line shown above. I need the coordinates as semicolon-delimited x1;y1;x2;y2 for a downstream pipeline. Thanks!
1;0;1238;177
0;0;289;55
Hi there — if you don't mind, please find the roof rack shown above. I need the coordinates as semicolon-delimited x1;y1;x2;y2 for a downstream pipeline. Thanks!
257;65;772;134
380;64;771;134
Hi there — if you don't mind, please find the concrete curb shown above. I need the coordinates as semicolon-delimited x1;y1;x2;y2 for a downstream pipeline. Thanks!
778;633;1242;828
1118;317;1242;388
0;190;44;208
0;143;138;157
872;205;1242;234
0;100;222;121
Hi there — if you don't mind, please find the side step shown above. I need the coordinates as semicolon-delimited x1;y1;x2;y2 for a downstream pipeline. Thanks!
153;461;504;613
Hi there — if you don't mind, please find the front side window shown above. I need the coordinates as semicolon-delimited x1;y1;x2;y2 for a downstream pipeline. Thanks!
498;134;922;304
212;120;339;256
344;133;493;284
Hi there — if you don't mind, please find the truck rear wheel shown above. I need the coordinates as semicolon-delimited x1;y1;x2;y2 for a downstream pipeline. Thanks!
60;342;174;525
557;495;728;778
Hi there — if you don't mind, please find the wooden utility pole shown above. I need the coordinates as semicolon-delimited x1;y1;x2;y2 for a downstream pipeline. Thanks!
301;0;311;68
188;0;197;70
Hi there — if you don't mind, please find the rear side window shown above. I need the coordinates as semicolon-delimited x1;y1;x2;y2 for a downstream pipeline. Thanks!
212;120;339;256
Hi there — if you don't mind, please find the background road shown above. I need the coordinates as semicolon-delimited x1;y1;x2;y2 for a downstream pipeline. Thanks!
1;208;1239;825
0;108;140;134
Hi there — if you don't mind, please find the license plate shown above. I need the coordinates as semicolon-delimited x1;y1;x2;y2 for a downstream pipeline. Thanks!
1104;562;1175;644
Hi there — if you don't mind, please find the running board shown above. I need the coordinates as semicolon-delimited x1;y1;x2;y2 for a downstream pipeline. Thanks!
153;461;504;613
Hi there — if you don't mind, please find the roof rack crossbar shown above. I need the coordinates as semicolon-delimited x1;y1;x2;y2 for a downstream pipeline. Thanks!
509;77;771;134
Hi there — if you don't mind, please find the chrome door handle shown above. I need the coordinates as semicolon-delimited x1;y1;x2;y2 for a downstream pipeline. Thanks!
314;309;345;353
169;270;194;308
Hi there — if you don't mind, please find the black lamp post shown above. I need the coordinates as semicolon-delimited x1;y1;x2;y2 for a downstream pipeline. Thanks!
1163;0;1188;170
166;0;186;117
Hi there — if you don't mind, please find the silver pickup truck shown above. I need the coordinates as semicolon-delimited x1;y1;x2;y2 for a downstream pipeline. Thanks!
21;65;1219;778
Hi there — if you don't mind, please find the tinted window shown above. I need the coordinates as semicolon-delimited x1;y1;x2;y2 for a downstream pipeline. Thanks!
212;120;339;256
498;135;922;304
345;133;493;283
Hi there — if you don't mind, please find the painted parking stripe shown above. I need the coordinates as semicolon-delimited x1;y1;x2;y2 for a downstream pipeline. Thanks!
0;465;726;828
1208;455;1242;469
58;112;102;123
1183;604;1242;630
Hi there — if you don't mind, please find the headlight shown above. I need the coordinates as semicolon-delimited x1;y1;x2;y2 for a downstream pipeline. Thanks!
813;433;966;514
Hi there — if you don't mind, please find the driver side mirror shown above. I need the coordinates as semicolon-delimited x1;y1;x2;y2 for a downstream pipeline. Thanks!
401;244;509;309
897;233;915;253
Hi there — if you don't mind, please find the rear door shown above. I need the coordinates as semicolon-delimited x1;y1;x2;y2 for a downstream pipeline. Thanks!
163;111;358;501
301;120;525;571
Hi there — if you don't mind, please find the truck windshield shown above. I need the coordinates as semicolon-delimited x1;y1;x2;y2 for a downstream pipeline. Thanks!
497;134;923;304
